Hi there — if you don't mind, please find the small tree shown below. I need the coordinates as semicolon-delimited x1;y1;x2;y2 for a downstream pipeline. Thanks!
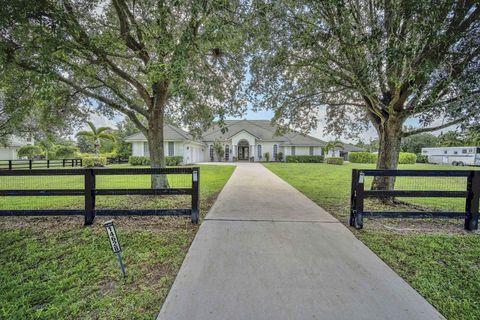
277;152;284;162
76;122;115;155
54;145;78;159
325;141;344;157
213;141;225;162
17;145;42;160
264;152;270;162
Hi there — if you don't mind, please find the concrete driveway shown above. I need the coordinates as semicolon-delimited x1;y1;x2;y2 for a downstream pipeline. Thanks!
158;163;444;320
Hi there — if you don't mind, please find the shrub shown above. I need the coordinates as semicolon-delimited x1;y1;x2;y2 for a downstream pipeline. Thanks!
286;155;324;163
349;152;377;163
129;156;150;166
54;145;78;159
17;145;43;160
326;157;344;165
166;156;183;166
277;152;284;161
128;156;183;166
416;154;428;163
264;152;270;162
399;152;417;164
83;157;107;167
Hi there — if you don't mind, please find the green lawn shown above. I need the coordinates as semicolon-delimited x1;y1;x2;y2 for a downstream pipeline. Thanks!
264;162;480;320
0;164;235;320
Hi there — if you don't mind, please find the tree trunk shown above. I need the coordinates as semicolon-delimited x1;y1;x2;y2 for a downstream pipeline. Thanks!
148;82;169;189
372;116;404;191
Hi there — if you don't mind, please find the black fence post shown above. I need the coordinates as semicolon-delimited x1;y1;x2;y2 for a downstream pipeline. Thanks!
62;159;66;167
350;170;358;226
465;170;480;231
84;169;96;225
29;160;32;170
353;170;365;229
191;168;200;224
47;160;50;168
8;160;12;170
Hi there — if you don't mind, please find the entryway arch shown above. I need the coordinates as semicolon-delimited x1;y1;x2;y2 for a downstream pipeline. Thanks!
237;139;250;160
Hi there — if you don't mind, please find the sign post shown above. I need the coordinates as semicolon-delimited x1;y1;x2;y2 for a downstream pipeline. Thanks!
103;220;126;277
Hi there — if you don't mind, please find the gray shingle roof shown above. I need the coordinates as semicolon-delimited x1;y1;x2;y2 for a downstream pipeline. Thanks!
125;124;197;142
202;120;327;146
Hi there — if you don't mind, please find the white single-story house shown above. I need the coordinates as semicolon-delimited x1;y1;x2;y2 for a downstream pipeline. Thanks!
125;120;328;163
0;135;34;160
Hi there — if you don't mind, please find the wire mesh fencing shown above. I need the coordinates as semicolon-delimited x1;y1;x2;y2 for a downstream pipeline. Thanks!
350;169;480;230
0;167;200;225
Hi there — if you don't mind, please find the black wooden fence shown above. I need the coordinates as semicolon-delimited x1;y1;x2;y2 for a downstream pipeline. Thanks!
350;169;480;230
0;167;200;225
0;159;83;170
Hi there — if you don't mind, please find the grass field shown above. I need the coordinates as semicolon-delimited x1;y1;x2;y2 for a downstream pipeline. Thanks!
0;164;235;320
264;162;480;320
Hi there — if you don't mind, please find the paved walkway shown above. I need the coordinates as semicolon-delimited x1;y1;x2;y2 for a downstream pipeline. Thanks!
158;163;444;320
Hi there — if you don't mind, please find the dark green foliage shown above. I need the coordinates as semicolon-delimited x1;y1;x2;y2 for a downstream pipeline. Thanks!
17;145;42;160
53;145;78;159
129;156;150;166
416;155;428;163
285;155;324;163
326;157;344;165
398;153;417;164
401;133;439;154
129;156;183;166
264;152;270;162
277;152;284;161
348;152;377;164
165;156;183;166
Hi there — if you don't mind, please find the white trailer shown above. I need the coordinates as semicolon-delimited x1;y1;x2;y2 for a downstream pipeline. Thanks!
421;146;480;166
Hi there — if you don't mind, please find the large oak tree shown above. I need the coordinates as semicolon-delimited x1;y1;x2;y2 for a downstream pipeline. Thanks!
1;0;247;187
249;0;479;189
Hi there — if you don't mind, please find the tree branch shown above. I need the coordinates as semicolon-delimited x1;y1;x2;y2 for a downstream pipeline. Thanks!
402;116;468;137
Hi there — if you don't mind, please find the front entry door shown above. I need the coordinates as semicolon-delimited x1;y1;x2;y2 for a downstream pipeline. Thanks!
238;146;249;160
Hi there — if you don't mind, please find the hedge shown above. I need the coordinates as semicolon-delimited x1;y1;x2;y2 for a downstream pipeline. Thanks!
326;157;344;165
285;155;324;163
129;156;183;166
166;156;183;166
348;152;377;163
129;156;150;166
399;152;417;164
83;157;107;167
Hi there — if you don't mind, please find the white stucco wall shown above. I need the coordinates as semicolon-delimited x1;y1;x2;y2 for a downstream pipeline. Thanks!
0;147;18;160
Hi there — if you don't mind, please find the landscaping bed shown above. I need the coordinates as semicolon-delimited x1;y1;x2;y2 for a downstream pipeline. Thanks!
0;164;235;319
264;162;480;320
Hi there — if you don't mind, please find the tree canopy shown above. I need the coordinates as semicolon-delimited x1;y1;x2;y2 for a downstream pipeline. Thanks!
1;0;249;187
249;0;479;188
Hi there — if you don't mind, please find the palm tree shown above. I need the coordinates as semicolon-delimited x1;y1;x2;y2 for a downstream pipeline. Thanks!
76;121;115;155
325;140;344;157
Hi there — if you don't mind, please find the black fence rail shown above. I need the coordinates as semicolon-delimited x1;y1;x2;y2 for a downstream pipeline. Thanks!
0;159;82;170
350;169;480;230
0;167;200;225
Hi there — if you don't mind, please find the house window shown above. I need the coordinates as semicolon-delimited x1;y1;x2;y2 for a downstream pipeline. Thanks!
462;149;467;154
257;145;262;159
422;150;428;154
168;142;174;156
273;144;278;160
144;142;149;156
225;145;230;161
309;146;314;156
454;151;458;155
444;150;448;154
209;145;214;160
291;146;296;155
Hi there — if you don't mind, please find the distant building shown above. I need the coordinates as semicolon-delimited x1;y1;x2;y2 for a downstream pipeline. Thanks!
0;135;34;160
